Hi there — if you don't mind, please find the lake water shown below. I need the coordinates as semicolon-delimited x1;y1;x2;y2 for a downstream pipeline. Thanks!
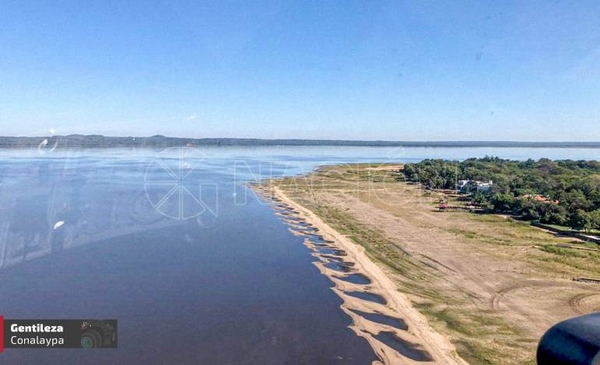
0;146;598;364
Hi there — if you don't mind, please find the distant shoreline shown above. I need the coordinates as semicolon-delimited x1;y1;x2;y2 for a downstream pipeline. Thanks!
2;134;600;149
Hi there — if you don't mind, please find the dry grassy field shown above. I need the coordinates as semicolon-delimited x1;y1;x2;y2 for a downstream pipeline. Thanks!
264;163;600;365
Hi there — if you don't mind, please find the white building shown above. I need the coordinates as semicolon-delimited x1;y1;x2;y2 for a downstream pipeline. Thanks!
456;179;493;193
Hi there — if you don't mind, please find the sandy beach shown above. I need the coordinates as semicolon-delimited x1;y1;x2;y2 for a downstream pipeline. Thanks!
253;184;467;365
253;164;600;364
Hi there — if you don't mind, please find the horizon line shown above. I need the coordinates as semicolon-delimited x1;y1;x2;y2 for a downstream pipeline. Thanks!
1;135;600;150
2;134;600;145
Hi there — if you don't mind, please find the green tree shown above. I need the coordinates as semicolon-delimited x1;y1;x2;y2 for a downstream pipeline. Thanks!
561;189;593;212
517;199;541;221
491;193;515;213
589;210;600;231
570;209;593;232
538;203;568;225
472;191;488;206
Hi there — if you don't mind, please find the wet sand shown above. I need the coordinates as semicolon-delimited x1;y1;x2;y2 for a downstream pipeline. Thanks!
253;185;466;365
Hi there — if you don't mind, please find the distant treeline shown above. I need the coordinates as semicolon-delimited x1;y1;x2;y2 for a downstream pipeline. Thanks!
402;157;600;231
2;134;600;149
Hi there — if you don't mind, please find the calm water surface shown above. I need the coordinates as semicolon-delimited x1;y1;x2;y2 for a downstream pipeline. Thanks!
0;146;597;364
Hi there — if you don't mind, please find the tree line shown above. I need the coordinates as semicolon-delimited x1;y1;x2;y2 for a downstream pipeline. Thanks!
402;157;600;232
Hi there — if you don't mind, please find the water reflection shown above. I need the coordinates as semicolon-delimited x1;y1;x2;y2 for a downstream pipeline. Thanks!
0;149;384;364
0;155;185;270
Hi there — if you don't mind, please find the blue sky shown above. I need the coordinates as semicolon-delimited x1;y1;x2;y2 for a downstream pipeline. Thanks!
1;1;599;141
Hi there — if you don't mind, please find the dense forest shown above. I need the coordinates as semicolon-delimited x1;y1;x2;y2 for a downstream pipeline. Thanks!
402;157;600;232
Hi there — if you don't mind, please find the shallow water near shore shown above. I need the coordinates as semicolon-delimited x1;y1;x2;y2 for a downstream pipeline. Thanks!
0;146;597;364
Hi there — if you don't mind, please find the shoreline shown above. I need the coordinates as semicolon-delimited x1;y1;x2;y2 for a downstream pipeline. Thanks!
257;163;600;363
6;134;600;149
253;184;467;365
